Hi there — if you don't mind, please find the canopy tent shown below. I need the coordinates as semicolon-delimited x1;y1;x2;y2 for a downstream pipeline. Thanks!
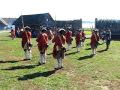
0;18;8;30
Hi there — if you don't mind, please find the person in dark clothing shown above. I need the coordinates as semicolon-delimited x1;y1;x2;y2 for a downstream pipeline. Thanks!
105;29;111;50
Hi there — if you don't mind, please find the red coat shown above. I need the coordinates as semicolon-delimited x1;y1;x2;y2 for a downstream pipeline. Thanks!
65;31;72;44
10;29;16;37
52;35;66;58
47;30;53;40
75;32;82;46
36;33;48;51
90;34;99;45
82;32;86;40
21;31;31;48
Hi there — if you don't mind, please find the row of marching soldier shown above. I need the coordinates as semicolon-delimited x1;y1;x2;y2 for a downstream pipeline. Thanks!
20;26;111;70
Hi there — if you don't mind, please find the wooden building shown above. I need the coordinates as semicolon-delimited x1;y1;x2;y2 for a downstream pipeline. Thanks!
95;18;120;39
56;19;82;30
13;13;55;29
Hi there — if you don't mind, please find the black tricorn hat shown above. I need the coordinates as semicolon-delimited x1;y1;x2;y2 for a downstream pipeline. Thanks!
25;26;31;31
59;28;66;34
41;27;47;32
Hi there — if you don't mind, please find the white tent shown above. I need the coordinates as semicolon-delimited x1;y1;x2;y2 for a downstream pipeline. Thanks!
0;18;8;30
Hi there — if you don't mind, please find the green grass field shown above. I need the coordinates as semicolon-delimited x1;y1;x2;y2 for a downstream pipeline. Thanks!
84;30;92;35
0;32;120;90
84;28;92;35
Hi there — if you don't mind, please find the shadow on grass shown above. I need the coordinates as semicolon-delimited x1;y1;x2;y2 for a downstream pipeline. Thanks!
0;60;18;63
97;49;107;53
78;54;94;60
0;60;28;63
2;64;38;70
85;48;91;50
47;52;53;55
86;43;90;46
18;69;56;80
0;59;27;63
0;40;9;41
65;51;78;56
72;46;76;48
98;42;105;45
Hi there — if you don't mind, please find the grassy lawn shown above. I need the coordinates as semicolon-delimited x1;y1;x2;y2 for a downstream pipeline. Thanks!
84;30;92;36
0;32;120;90
84;28;92;35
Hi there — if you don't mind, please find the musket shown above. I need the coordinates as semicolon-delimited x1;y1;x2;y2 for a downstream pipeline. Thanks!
54;14;57;29
21;13;24;29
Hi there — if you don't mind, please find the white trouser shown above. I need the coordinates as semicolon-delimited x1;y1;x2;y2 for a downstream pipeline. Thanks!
56;58;63;68
29;50;32;59
67;44;71;50
43;53;46;63
77;46;79;52
82;41;85;47
92;48;96;55
24;50;32;59
40;53;46;64
40;54;44;64
77;42;82;52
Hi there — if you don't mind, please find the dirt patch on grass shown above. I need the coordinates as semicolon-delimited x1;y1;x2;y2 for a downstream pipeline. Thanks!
19;81;42;90
0;56;23;63
4;56;23;61
88;79;120;90
107;80;120;90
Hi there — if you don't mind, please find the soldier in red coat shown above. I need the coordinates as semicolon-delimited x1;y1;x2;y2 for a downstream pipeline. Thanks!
90;29;99;55
75;29;82;52
65;28;73;50
21;26;32;60
36;28;48;65
46;28;53;45
52;29;66;69
81;29;86;47
10;28;16;40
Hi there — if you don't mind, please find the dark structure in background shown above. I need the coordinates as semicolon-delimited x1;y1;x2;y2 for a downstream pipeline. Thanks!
95;18;120;40
13;13;55;29
13;13;82;37
0;18;8;30
13;13;55;37
56;19;82;36
56;19;82;30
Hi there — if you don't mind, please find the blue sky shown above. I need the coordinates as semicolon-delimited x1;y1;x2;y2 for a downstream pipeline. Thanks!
1;0;120;21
